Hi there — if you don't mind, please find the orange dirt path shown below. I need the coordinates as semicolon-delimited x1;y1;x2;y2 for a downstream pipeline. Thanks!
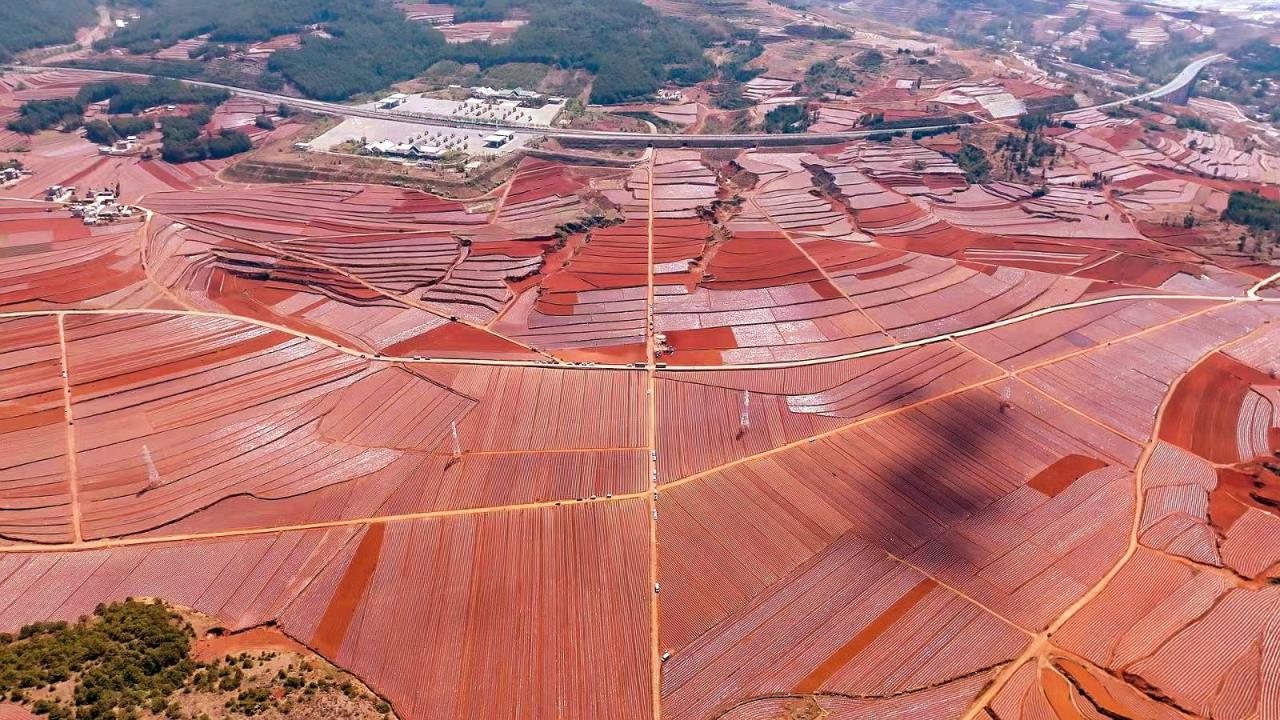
311;523;386;658
792;578;938;694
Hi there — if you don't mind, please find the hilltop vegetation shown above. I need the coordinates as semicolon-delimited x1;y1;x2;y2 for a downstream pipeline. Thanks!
88;0;716;103
267;5;447;100
0;0;98;60
103;0;365;53
915;0;1063;45
0;599;396;720
448;0;715;104
0;599;197;719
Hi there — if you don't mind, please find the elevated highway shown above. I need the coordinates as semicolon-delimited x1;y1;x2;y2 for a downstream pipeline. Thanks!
11;53;1227;148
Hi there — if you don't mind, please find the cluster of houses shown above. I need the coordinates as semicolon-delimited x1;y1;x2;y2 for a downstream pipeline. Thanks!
360;128;515;161
470;86;561;105
0;165;30;187
44;186;139;225
364;139;447;161
378;87;562;113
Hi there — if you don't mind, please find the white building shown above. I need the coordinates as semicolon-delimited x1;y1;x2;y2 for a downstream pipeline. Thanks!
378;93;408;109
483;130;515;148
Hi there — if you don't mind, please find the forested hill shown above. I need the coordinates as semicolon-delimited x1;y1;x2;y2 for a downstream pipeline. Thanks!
447;0;715;104
86;0;718;103
0;0;98;61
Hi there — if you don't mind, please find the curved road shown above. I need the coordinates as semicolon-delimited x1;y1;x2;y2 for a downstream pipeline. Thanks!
12;53;1225;146
1084;53;1225;112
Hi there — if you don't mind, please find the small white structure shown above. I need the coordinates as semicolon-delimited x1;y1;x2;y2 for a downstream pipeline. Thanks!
483;130;515;148
44;185;74;203
412;144;444;159
378;93;408;109
98;137;138;156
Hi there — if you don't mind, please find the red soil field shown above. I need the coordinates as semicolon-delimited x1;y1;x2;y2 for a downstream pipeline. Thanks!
192;626;312;663
1160;351;1280;463
2;132;1280;720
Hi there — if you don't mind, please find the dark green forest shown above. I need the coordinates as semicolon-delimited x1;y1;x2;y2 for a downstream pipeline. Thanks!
0;600;196;720
102;0;366;53
90;0;716;103
1224;191;1280;240
85;0;717;103
0;0;98;60
447;0;715;104
762;103;813;133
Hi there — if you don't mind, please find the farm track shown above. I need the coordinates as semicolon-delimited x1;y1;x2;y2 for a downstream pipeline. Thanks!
0;56;1270;712
3;287;1272;554
5;287;1274;371
644;152;663;720
957;314;1276;720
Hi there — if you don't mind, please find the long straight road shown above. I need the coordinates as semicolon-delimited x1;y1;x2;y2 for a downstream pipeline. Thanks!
12;53;1226;147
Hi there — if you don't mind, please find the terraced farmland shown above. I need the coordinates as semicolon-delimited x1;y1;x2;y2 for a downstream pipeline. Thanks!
3;69;1280;720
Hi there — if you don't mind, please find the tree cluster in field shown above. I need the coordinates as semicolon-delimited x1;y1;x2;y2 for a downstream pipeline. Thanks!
913;0;1060;46
99;0;354;53
83;115;157;145
0;0;97;61
911;125;959;140
450;0;517;23
1233;37;1280;75
801;60;858;96
188;43;233;61
88;79;231;115
1070;29;1215;84
1175;114;1213;132
995;130;1061;178
782;24;850;40
6;78;252;164
951;143;993;184
5;98;86;135
762;103;813;134
267;2;449;101
159;110;252;163
863;113;974;131
0;599;197;720
92;0;718;104
6;79;230;135
446;0;716;105
1195;39;1280;125
708;38;764;110
1223;191;1280;241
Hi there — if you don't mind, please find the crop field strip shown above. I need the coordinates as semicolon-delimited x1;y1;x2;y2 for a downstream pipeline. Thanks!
1;254;1277;720
2;287;1255;545
4;143;1280;720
